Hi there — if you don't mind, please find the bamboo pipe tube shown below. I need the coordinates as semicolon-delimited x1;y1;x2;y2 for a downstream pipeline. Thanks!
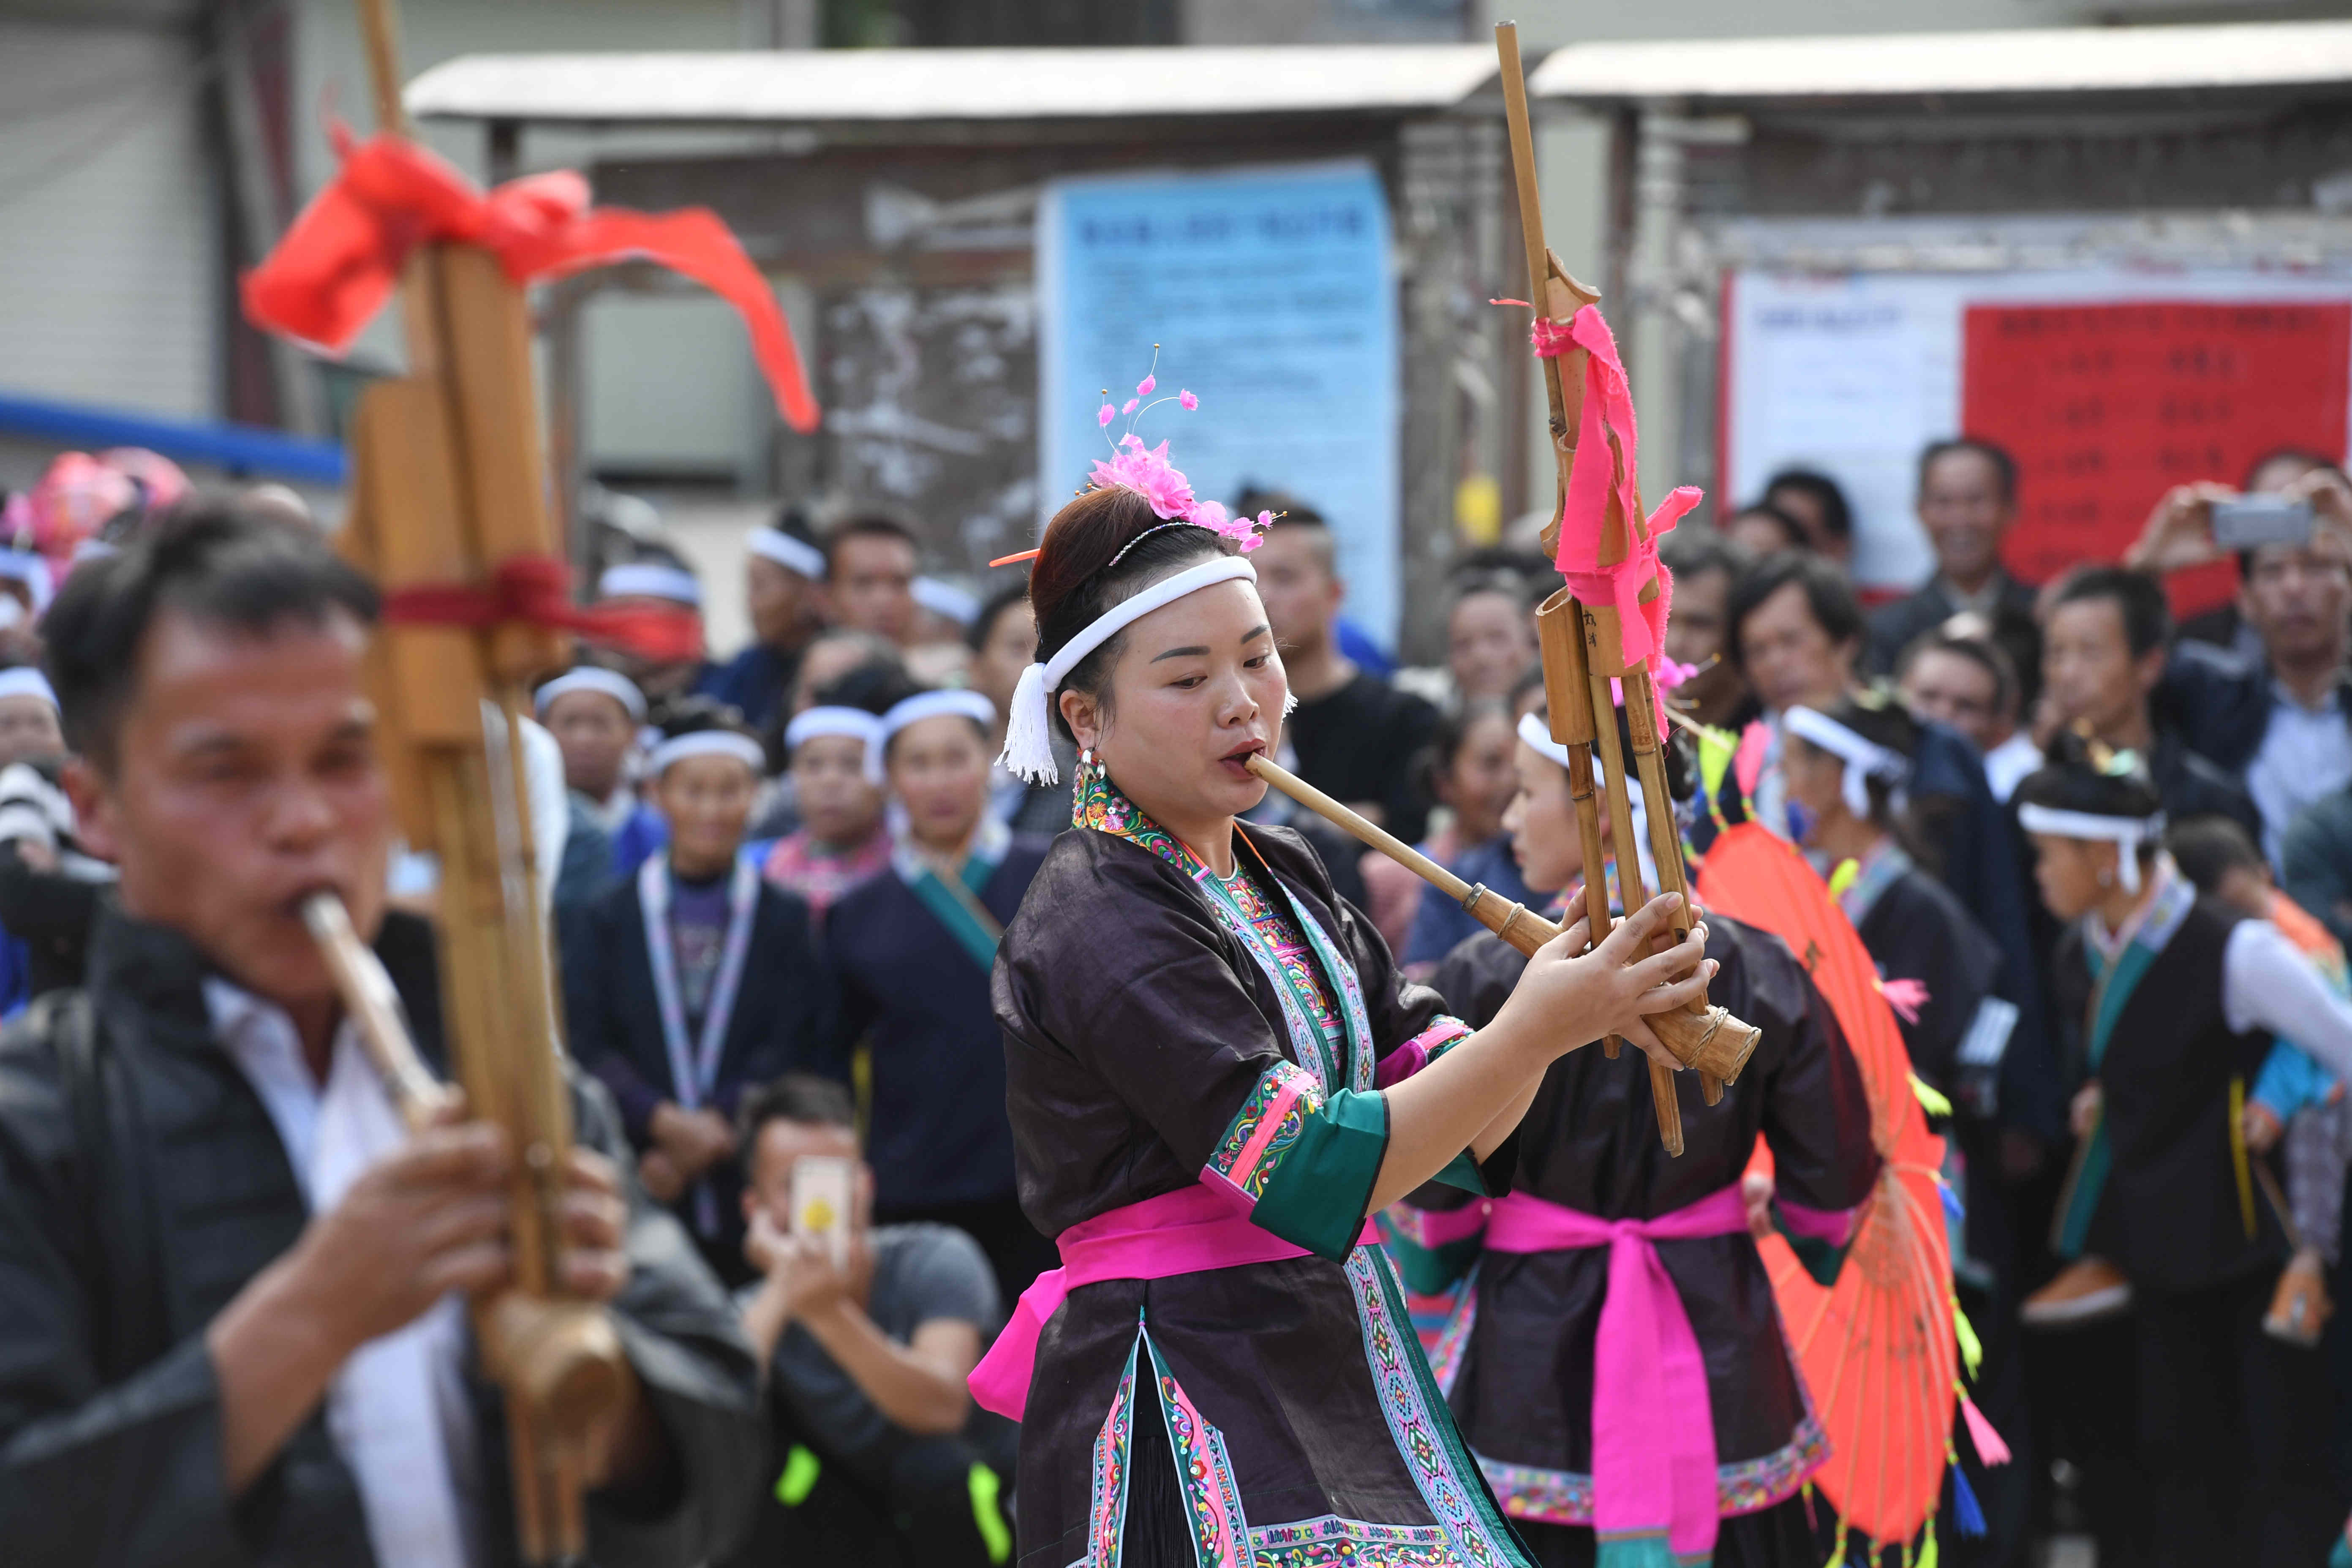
1535;591;1623;1060
1577;637;1684;1156
302;891;457;1130
1622;662;1725;1108
1244;754;1749;1081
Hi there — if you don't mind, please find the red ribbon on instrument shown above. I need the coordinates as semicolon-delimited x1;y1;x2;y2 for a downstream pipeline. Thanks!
384;555;704;664
243;126;819;433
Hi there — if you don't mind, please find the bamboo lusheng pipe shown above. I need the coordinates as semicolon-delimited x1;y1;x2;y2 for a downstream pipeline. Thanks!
1535;591;1623;1063
304;885;634;1551
1244;754;1751;1082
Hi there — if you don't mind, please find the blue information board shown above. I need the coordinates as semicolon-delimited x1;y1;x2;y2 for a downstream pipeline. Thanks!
1037;161;1401;642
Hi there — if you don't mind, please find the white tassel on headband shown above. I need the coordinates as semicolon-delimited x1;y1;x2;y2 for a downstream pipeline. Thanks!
1784;706;1911;820
1000;555;1260;785
2017;803;2167;894
873;689;997;785
647;730;767;777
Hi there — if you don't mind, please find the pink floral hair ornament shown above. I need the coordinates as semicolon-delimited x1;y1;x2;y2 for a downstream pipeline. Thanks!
990;348;1269;569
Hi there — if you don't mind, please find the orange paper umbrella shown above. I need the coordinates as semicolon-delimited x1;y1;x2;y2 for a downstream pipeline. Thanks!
1696;823;1964;1561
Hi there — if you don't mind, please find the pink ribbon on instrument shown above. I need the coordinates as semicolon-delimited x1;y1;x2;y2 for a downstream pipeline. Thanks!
1541;305;1704;722
1484;1184;1749;1562
969;1182;1377;1421
243;126;819;432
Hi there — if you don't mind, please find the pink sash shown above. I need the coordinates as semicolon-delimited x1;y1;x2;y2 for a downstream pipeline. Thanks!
1483;1186;1748;1563
968;1182;1377;1421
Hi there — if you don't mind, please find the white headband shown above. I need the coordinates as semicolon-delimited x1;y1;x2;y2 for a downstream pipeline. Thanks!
0;667;57;711
1513;711;1660;898
872;689;996;784
534;666;647;722
598;561;702;607
1784;706;1911;819
647;730;767;777
749;526;825;580
0;550;54;611
2017;802;2167;894
912;576;981;628
999;555;1259;784
786;705;882;754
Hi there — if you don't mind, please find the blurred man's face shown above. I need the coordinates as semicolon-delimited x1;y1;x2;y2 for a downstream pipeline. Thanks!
1900;648;2003;752
67;609;390;1013
1737;582;1853;714
1251;526;1343;657
2043;598;2154;743
787;734;882;848
970;600;1035;722
745;1116;871;1239
0;695;64;770
1663;566;1746;724
2242;543;2351;671
1448;591;1535;702
1918;450;2014;588
828;535;918;647
542;690;636;802
747;557;823;652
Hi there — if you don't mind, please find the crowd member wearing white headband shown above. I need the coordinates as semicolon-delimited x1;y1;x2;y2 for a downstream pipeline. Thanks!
1389;697;1878;1568
597;556;711;702
982;457;1710;1568
565;710;831;1285
704;517;830;734
2014;732;2352;1552
1781;695;2018;1128
0;666;63;772
760;701;891;923
819;676;1057;1307
536;666;669;878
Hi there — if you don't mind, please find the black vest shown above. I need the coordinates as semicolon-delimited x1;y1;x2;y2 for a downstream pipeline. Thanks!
2061;898;2285;1293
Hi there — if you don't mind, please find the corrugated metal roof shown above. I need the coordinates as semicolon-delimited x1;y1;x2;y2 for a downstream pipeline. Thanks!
406;44;1498;126
1527;20;2352;106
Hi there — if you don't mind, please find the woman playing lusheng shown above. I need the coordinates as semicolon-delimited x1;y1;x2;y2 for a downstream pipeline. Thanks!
979;400;1714;1568
1392;707;1878;1568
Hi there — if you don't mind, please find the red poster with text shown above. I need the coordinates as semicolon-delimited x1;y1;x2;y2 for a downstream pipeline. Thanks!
1962;300;2350;615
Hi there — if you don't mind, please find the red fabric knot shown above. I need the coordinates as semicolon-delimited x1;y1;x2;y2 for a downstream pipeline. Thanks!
242;127;819;433
382;555;704;664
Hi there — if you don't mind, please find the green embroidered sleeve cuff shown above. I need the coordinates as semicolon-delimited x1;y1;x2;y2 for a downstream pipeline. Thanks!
1248;1088;1391;1262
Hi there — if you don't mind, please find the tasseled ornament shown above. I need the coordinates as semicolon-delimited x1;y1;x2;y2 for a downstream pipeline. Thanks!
1916;1518;1939;1568
999;662;1060;784
1952;1294;1983;1379
1910;1073;1954;1119
1960;1392;2012;1465
1953;1466;1987;1537
1827;857;1860;898
1824;1519;1848;1568
1940;1179;1965;1225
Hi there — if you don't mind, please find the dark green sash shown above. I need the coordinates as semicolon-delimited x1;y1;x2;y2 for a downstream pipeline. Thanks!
2051;935;2158;1258
908;852;1004;972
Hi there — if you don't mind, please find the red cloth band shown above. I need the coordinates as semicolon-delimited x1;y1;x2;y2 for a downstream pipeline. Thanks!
382;555;704;664
243;127;819;433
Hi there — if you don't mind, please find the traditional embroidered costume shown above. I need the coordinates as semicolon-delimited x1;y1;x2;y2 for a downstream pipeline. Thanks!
1399;902;1876;1568
987;775;1526;1568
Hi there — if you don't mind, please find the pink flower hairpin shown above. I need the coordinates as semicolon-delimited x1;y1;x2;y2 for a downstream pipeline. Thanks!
992;347;1269;567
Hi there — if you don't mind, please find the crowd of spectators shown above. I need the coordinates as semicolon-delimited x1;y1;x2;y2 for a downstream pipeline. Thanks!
10;433;2352;1565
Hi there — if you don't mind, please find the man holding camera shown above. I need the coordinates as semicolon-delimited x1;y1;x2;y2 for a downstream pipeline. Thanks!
729;1074;1010;1568
2131;462;2352;868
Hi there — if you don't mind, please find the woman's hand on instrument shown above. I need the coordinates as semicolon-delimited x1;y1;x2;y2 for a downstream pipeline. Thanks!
1497;893;1715;1064
2069;1079;2103;1139
559;1147;632;1302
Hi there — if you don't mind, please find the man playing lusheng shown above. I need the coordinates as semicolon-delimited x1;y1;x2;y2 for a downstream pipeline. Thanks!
0;499;765;1567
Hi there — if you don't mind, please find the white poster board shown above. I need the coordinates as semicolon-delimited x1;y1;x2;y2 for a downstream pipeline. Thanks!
1722;268;2352;591
1037;161;1401;640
